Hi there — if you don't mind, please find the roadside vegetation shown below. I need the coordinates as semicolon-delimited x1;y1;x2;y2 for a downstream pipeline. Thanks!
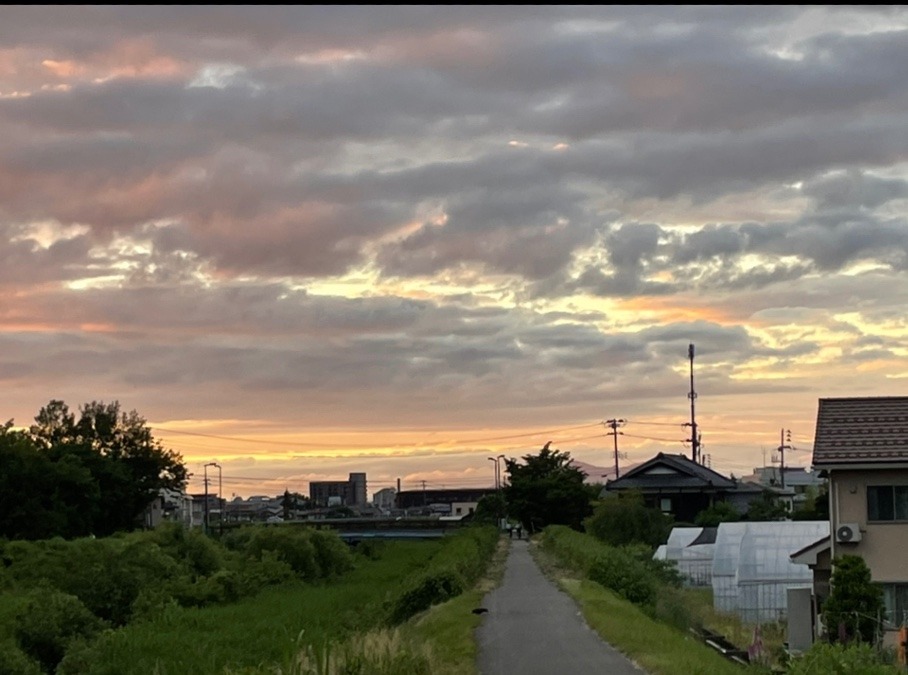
0;524;498;674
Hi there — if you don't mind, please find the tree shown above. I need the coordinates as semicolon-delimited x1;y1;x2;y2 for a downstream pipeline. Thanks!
503;444;592;533
791;484;830;521
0;400;189;539
585;491;673;548
473;492;507;525
694;501;741;527
823;555;884;644
745;489;789;521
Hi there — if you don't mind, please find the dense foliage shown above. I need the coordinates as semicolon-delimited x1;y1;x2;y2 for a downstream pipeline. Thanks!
503;444;592;532
541;526;688;630
823;555;885;644
0;400;187;539
388;526;497;624
0;523;356;672
584;492;673;547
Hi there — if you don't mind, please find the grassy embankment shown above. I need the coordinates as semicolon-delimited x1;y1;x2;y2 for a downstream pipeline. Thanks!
0;524;500;675
536;526;767;675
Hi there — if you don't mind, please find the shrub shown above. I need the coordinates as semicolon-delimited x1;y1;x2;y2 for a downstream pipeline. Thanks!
14;589;107;673
233;551;295;597
149;523;224;577
823;555;885;644
588;548;656;606
0;640;42;675
389;568;466;624
243;528;322;581
584;492;672;548
786;642;898;674
309;529;354;578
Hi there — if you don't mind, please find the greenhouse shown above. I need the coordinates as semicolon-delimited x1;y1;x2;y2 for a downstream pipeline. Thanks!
711;521;829;621
662;526;715;587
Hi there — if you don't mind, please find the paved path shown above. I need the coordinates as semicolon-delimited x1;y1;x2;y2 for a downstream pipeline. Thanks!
476;539;644;675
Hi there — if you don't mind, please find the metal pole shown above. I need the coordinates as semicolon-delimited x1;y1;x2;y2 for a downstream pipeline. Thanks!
203;464;209;534
606;419;626;479
688;344;699;463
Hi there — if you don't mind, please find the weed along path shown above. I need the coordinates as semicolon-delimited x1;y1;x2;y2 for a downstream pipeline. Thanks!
476;539;645;675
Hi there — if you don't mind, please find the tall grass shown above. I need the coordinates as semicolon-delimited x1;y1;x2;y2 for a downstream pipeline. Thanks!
57;527;498;674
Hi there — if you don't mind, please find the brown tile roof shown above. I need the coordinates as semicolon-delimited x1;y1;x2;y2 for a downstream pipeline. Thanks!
812;397;908;466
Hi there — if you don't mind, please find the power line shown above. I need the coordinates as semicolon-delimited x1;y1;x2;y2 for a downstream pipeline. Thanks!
622;432;685;443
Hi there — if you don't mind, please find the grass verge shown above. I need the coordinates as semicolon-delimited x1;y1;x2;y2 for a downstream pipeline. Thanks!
403;535;510;675
531;539;753;675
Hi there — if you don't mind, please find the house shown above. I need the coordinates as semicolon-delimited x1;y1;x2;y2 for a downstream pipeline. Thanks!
743;466;826;510
793;396;908;646
603;452;763;523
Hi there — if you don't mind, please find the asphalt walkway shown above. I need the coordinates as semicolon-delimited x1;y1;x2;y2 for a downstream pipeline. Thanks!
476;539;645;675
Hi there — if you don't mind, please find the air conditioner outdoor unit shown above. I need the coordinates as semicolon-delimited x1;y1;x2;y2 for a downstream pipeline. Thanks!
835;523;862;544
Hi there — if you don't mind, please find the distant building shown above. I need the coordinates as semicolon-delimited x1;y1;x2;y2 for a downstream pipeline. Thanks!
310;472;367;507
396;487;495;511
372;487;396;509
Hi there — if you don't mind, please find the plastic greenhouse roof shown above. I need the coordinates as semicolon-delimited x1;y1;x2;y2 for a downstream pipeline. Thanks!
712;522;750;577
737;521;829;584
665;527;702;560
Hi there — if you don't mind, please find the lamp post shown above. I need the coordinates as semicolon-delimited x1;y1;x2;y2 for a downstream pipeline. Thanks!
496;455;506;488
203;462;221;535
487;457;499;489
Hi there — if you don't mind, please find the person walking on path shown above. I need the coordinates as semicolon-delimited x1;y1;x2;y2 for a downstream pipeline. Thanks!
476;539;644;675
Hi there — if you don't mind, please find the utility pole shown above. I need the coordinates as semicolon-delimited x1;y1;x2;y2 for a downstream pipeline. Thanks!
779;429;792;489
686;343;701;464
605;419;626;478
203;462;220;535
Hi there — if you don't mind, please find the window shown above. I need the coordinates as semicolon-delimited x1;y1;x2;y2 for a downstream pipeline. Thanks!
867;486;908;521
881;584;908;628
660;497;672;513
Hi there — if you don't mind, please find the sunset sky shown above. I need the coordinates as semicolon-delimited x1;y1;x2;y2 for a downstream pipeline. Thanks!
3;6;908;499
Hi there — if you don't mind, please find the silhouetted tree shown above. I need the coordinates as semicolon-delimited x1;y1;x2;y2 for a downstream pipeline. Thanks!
503;444;591;533
0;400;187;539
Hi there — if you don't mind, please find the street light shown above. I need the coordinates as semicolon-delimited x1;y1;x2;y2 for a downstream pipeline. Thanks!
203;462;221;535
496;454;506;488
487;457;499;489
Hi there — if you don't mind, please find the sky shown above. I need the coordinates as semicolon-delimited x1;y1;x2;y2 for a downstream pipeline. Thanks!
2;6;908;499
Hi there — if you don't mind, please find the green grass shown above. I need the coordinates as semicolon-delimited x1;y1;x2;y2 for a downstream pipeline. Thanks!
531;536;762;675
70;540;444;675
557;577;748;675
403;535;511;675
681;587;786;664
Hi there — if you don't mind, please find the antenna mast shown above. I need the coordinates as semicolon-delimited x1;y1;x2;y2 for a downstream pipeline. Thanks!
688;344;700;464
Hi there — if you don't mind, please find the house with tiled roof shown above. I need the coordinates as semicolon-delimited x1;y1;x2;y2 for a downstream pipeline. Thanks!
792;396;908;646
602;452;765;523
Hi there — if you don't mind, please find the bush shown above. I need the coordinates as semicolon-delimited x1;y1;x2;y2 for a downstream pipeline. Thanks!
823;555;884;644
588;548;656;606
309;529;354;578
149;523;224;577
387;526;497;624
584;492;672;548
786;642;898;674
14;589;107;673
241;528;322;581
0;640;42;675
389;568;465;624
